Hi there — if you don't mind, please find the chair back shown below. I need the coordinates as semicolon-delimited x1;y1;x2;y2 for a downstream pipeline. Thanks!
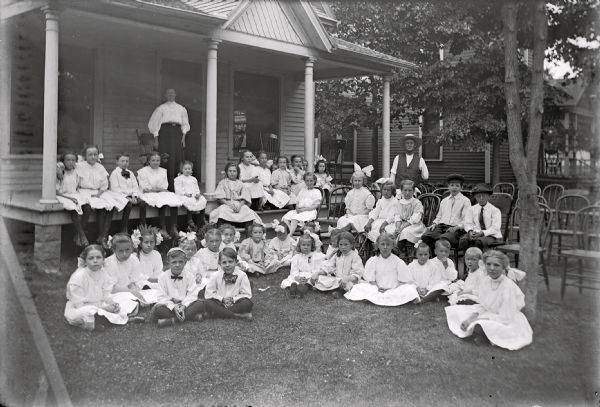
542;183;565;209
327;186;351;223
370;188;382;204
488;193;513;239
493;182;516;198
136;129;156;165
418;183;436;194
506;202;553;247
432;187;448;197
554;194;590;230
573;206;600;251
517;185;542;198
418;193;441;227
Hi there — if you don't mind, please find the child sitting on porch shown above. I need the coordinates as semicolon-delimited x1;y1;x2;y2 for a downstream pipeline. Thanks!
336;169;375;233
239;223;269;274
174;160;207;231
314;159;333;203
76;145;129;249
132;226;164;287
137;151;183;240
64;245;127;331
271;156;293;198
204;248;253;321
281;234;326;298
257;151;289;209
264;220;295;274
363;181;399;243
396;180;426;262
209;163;263;227
56;152;91;247
282;172;322;235
289;155;306;199
152;247;204;328
109;152;147;233
238;150;263;210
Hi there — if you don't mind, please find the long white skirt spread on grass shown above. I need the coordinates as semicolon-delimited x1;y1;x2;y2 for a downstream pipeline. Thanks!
344;282;420;306
313;275;344;291
57;193;87;215
280;271;313;289
77;189;116;210
209;204;263;224
444;304;533;350
139;191;183;208
367;221;397;243
109;292;141;315
138;287;161;305
64;302;129;329
337;214;370;233
264;189;290;209
179;195;207;211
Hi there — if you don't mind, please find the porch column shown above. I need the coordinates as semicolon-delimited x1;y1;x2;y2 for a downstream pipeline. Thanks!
0;18;12;157
40;8;60;204
304;57;315;171
382;75;391;177
204;39;220;195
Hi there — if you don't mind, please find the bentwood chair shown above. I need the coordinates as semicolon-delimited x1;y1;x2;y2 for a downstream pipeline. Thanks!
542;183;565;209
493;182;516;199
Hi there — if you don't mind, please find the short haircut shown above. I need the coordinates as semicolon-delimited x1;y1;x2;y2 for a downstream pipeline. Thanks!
376;232;395;246
277;156;289;165
60;152;78;163
247;223;265;234
205;228;222;241
179;160;194;171
337;231;355;246
416;242;430;254
257;150;268;158
167;247;186;259
464;247;483;259
224;162;240;179
218;223;236;234
148;151;161;160
116;152;130;160
435;239;451;250
382;181;397;196
80;244;105;261
483;250;510;270
81;144;99;157
111;233;133;247
399;179;415;190
296;234;316;252
219;247;238;262
303;172;317;183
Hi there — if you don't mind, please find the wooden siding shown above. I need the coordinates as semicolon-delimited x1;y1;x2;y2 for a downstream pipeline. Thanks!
0;157;43;192
281;79;305;158
228;0;306;45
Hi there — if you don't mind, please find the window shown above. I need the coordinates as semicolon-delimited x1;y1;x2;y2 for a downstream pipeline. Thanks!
421;109;443;161
232;72;280;158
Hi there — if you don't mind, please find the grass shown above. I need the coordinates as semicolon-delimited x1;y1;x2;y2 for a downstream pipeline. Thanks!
9;244;600;407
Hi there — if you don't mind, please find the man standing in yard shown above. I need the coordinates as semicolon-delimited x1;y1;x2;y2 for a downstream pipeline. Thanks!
390;134;429;187
148;88;190;190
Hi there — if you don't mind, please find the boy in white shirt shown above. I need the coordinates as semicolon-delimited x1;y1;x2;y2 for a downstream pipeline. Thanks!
458;183;503;251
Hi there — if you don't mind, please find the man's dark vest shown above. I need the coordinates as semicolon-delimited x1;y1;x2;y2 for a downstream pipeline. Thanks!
394;153;422;186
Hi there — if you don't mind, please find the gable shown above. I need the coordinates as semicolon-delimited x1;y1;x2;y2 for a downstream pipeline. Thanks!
226;0;309;46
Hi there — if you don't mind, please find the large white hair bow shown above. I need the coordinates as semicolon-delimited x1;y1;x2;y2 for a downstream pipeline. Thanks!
178;231;197;242
272;219;286;234
353;163;374;177
315;154;327;163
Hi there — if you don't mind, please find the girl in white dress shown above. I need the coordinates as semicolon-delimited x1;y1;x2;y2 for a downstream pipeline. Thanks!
257;151;289;209
218;223;239;251
363;181;399;243
264;220;295;274
76;145;129;248
448;247;485;305
64;245;127;330
396;180;426;261
56;152;90;247
314;160;333;204
187;229;221;291
312;231;364;297
289;155;306;200
281;234;326;298
209;163;263;227
345;233;418;306
137;151;183;239
239;223;268;274
282;172;322;235
108;152;147;233
271;156;293;198
408;241;457;303
238;150;264;210
445;250;533;350
174;160;207;230
132;226;164;287
337;171;376;233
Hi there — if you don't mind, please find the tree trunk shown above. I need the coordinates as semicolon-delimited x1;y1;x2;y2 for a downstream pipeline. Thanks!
502;0;546;322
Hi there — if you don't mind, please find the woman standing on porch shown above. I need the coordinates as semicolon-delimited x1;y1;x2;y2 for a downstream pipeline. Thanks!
147;88;190;190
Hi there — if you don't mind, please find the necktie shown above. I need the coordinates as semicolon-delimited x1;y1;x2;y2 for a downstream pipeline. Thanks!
121;169;130;179
224;274;238;284
479;205;486;231
450;197;455;222
170;274;183;281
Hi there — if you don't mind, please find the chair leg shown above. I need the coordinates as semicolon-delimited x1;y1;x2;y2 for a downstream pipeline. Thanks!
560;263;567;300
578;259;583;294
540;252;549;291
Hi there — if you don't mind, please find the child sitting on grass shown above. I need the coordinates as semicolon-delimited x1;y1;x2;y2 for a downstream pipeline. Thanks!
219;223;239;251
281;234;325;298
187;229;220;290
239;223;268;274
133;226;164;287
152;248;204;328
325;228;342;259
448;247;485;305
265;220;295;274
64;245;126;331
204;248;253;320
345;233;418;306
409;240;457;304
312;231;363;298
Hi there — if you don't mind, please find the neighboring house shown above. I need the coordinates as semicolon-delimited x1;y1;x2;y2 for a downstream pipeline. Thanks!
0;0;414;272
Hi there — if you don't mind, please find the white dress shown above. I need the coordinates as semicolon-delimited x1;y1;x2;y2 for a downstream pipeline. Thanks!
289;168;306;200
264;236;296;274
396;197;426;243
315;173;333;191
282;187;322;222
345;254;419;306
337;187;376;232
104;254;156;308
187;248;220;289
209;179;263;224
445;274;533;350
174;174;207;211
257;166;289;208
76;161;129;211
138;250;164;287
448;267;486;305
109;168;141;198
64;267;129;329
408;258;457;296
366;196;399;242
313;250;364;291
239;238;268;274
56;170;88;215
137;166;183;208
239;163;264;199
281;252;326;289
271;169;292;196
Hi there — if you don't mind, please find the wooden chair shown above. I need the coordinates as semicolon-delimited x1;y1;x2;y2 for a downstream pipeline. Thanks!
356;188;386;261
547;194;590;263
418;193;441;228
560;205;600;298
432;187;448;197
496;203;553;290
487;193;514;243
418;183;436;194
517;186;542;198
542;183;565;209
493;182;516;198
318;186;350;228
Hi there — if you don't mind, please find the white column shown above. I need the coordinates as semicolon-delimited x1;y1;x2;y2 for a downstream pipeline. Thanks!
204;39;220;194
304;57;315;171
0;18;12;157
484;142;491;183
382;75;391;177
40;8;60;204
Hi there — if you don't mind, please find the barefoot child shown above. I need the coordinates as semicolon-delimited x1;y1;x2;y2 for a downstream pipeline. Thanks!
448;247;485;305
363;181;399;243
152;248;204;328
64;245;126;330
264;220;295;274
445;250;533;350
281;234;325;298
239;223;268;274
312;231;364;297
345;233;418;306
174;160;207;231
395;180;426;262
132;226;164;287
282;172;322;235
109;153;147;232
205;248;253;320
336;170;375;233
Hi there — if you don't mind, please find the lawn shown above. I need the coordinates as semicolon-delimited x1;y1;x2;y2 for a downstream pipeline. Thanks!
9;245;600;407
